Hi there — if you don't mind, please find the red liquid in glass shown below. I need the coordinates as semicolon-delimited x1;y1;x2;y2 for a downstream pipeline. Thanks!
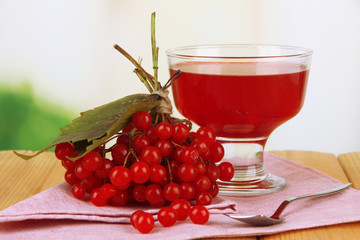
170;62;309;139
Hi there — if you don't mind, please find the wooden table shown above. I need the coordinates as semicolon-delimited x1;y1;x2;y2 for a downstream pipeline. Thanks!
1;150;360;239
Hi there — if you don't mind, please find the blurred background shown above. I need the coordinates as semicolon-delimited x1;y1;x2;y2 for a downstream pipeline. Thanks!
0;0;359;154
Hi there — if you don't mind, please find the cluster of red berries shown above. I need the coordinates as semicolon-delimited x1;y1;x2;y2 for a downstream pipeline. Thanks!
55;111;234;233
131;199;209;233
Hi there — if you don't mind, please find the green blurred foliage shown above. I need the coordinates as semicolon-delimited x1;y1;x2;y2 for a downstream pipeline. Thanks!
0;82;75;151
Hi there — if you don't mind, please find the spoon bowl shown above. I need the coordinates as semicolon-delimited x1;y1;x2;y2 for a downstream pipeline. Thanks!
224;183;352;226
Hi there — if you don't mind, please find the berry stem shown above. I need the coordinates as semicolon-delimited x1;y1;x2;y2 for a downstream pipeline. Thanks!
151;12;159;91
134;68;154;93
113;44;155;90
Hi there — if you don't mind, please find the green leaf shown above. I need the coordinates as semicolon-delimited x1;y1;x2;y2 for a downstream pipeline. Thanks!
14;93;161;160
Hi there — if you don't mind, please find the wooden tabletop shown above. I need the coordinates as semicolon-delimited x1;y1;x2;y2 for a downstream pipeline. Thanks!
0;150;360;239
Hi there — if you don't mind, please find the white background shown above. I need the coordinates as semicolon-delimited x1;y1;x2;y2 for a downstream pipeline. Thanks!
0;0;359;154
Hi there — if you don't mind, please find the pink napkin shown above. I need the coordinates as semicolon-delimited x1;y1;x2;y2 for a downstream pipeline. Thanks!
1;153;360;240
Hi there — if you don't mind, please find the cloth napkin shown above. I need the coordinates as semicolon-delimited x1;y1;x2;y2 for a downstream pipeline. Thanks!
1;153;360;240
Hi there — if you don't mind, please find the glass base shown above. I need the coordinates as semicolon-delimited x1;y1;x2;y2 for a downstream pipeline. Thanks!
218;172;286;196
216;137;286;196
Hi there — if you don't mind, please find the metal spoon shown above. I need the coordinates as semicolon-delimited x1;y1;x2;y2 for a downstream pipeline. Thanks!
224;183;352;226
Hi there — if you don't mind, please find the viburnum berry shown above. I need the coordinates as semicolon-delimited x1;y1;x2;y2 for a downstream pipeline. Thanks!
180;182;196;200
94;158;114;179
64;170;80;185
155;122;174;140
140;146;162;166
155;139;173;157
111;144;129;165
55;142;75;161
205;163;220;182
163;182;181;202
218;162;235;181
189;205;209;224
145;184;163;204
191;139;210;158
170;199;191;221
172;123;189;144
177;163;197;182
149;164;166;184
130;162;150;184
74;162;92;179
82;151;102;172
90;188;108;206
109;189;129;206
196;126;216;144
134;211;154;234
72;183;86;200
100;183;118;199
132;111;152;130
195;191;213;205
132;135;151;153
144;126;158;144
132;184;147;203
208;142;225;163
193;175;211;192
158;207;177;227
109;166;131;190
131;210;144;228
181;146;199;163
116;133;130;146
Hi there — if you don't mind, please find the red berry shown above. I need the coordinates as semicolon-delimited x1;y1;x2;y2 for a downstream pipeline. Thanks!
193;175;211;192
172;123;190;144
109;189;128;206
218;162;235;181
180;182;197;200
149;164;166;184
155;139;173;157
209;182;219;198
155;122;174;140
100;183;118;199
111;144;129;165
82;151;102;172
94;158;114;179
122;122;135;133
82;175;102;192
74;162;92;179
64;170;80;185
132;184;147;203
132;111;152;130
134;211;154;234
72;183;86;199
194;161;206;176
208;142;225;163
205;163;220;182
90;188;108;206
195;191;212;205
130;210;144;228
131;135;150;153
116;133;130;146
170;199;191;221
158;207;177;227
191;139;210;158
196;126;216;144
144;126;158;144
181;146;199;163
189;205;209;224
177;163;197;182
140;146;162;166
130;162;150;184
145;184;163;204
109;166;131;190
163;182;181;202
55;142;75;161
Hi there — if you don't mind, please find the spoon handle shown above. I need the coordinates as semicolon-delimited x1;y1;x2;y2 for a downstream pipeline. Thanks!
270;183;352;219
